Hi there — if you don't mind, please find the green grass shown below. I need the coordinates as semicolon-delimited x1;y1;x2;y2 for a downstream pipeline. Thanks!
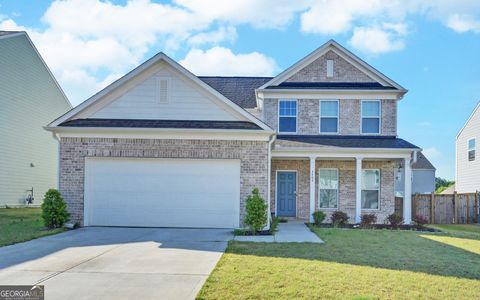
0;208;65;247
198;226;480;299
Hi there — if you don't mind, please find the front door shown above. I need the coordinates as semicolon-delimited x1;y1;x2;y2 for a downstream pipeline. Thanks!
277;171;296;217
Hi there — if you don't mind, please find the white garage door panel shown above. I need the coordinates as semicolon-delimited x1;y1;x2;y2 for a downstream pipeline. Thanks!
84;158;240;228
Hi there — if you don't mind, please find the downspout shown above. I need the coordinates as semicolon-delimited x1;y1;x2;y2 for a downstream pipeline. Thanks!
267;133;277;229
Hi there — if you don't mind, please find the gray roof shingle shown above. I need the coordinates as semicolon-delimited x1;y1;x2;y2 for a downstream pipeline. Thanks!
199;76;272;109
412;151;435;170
276;135;420;149
0;31;22;37
59;119;262;130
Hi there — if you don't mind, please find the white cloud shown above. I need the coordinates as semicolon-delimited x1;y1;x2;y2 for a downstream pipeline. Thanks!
349;23;406;54
188;26;237;46
179;47;278;76
447;14;480;33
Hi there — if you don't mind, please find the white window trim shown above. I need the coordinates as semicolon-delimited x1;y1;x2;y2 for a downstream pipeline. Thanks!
361;100;382;135
468;138;476;161
319;100;339;134
278;99;298;134
361;168;381;211
318;168;339;210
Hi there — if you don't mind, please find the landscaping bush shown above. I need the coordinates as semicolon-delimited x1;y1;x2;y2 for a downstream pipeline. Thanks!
269;216;280;235
312;211;326;226
244;188;268;235
387;213;403;229
360;214;377;229
413;214;429;230
41;189;70;229
331;210;349;227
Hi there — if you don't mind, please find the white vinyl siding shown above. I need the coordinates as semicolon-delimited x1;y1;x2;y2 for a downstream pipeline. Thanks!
0;34;71;206
361;100;381;134
320;100;339;133
92;65;240;121
319;168;338;209
456;105;480;193
361;169;380;210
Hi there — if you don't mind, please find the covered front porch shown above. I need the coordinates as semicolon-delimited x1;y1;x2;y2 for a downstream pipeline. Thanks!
270;148;414;224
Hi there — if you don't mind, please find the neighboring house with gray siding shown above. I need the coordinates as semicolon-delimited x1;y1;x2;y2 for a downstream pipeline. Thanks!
395;151;436;197
0;31;71;206
46;40;423;228
456;102;480;193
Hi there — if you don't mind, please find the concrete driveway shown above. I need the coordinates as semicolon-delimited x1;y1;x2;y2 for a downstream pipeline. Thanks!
0;227;232;300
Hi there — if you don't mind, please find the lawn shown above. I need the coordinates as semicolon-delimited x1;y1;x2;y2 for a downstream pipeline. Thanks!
198;225;480;299
0;208;65;247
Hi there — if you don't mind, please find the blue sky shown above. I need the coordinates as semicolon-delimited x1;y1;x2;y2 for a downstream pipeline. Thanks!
1;0;480;179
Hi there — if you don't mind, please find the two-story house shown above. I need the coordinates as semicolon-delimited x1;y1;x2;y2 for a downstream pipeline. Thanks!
456;102;480;193
45;40;419;228
1;31;71;207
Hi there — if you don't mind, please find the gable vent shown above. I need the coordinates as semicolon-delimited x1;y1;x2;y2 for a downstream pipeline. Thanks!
157;77;170;103
326;59;334;78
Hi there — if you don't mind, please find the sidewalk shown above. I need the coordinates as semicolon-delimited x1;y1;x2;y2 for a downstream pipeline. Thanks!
234;221;323;243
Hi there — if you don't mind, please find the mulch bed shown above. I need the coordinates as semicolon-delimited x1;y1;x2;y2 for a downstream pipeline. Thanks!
309;223;440;232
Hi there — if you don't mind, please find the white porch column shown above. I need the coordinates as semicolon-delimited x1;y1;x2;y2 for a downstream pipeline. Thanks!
309;156;316;223
403;158;412;224
355;157;363;223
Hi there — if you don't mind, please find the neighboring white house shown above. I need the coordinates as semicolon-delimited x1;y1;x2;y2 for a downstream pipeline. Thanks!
0;31;71;206
456;102;480;193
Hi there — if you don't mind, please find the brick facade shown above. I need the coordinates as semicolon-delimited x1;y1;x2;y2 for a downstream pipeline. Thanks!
286;50;375;83
59;137;269;226
264;98;397;136
271;159;395;223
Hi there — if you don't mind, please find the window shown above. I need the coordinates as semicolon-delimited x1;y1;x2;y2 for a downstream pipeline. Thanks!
320;100;339;133
326;60;334;77
278;100;297;133
468;138;476;161
361;169;380;209
361;100;381;134
319;169;338;208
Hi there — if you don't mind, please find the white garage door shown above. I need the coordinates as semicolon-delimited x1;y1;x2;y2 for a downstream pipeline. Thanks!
84;158;240;228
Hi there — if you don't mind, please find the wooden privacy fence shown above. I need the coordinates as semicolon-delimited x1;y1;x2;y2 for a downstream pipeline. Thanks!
396;192;479;224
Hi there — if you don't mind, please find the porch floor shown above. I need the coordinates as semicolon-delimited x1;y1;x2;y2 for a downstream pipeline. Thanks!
234;221;323;243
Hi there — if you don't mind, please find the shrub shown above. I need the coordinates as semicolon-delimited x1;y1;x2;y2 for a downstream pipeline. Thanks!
331;210;349;227
41;189;70;229
413;214;429;230
387;213;403;229
244;188;268;235
360;214;377;229
270;216;280;235
312;211;326;226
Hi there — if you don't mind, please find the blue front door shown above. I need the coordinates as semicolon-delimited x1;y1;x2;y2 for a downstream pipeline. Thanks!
277;171;296;217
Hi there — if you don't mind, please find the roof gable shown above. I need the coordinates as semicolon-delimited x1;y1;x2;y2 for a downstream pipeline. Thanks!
48;53;272;131
412;151;435;170
259;40;406;93
457;101;480;139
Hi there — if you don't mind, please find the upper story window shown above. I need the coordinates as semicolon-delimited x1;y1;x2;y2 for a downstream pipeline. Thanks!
361;100;381;134
468;138;476;161
361;169;380;210
278;100;297;133
320;100;339;133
